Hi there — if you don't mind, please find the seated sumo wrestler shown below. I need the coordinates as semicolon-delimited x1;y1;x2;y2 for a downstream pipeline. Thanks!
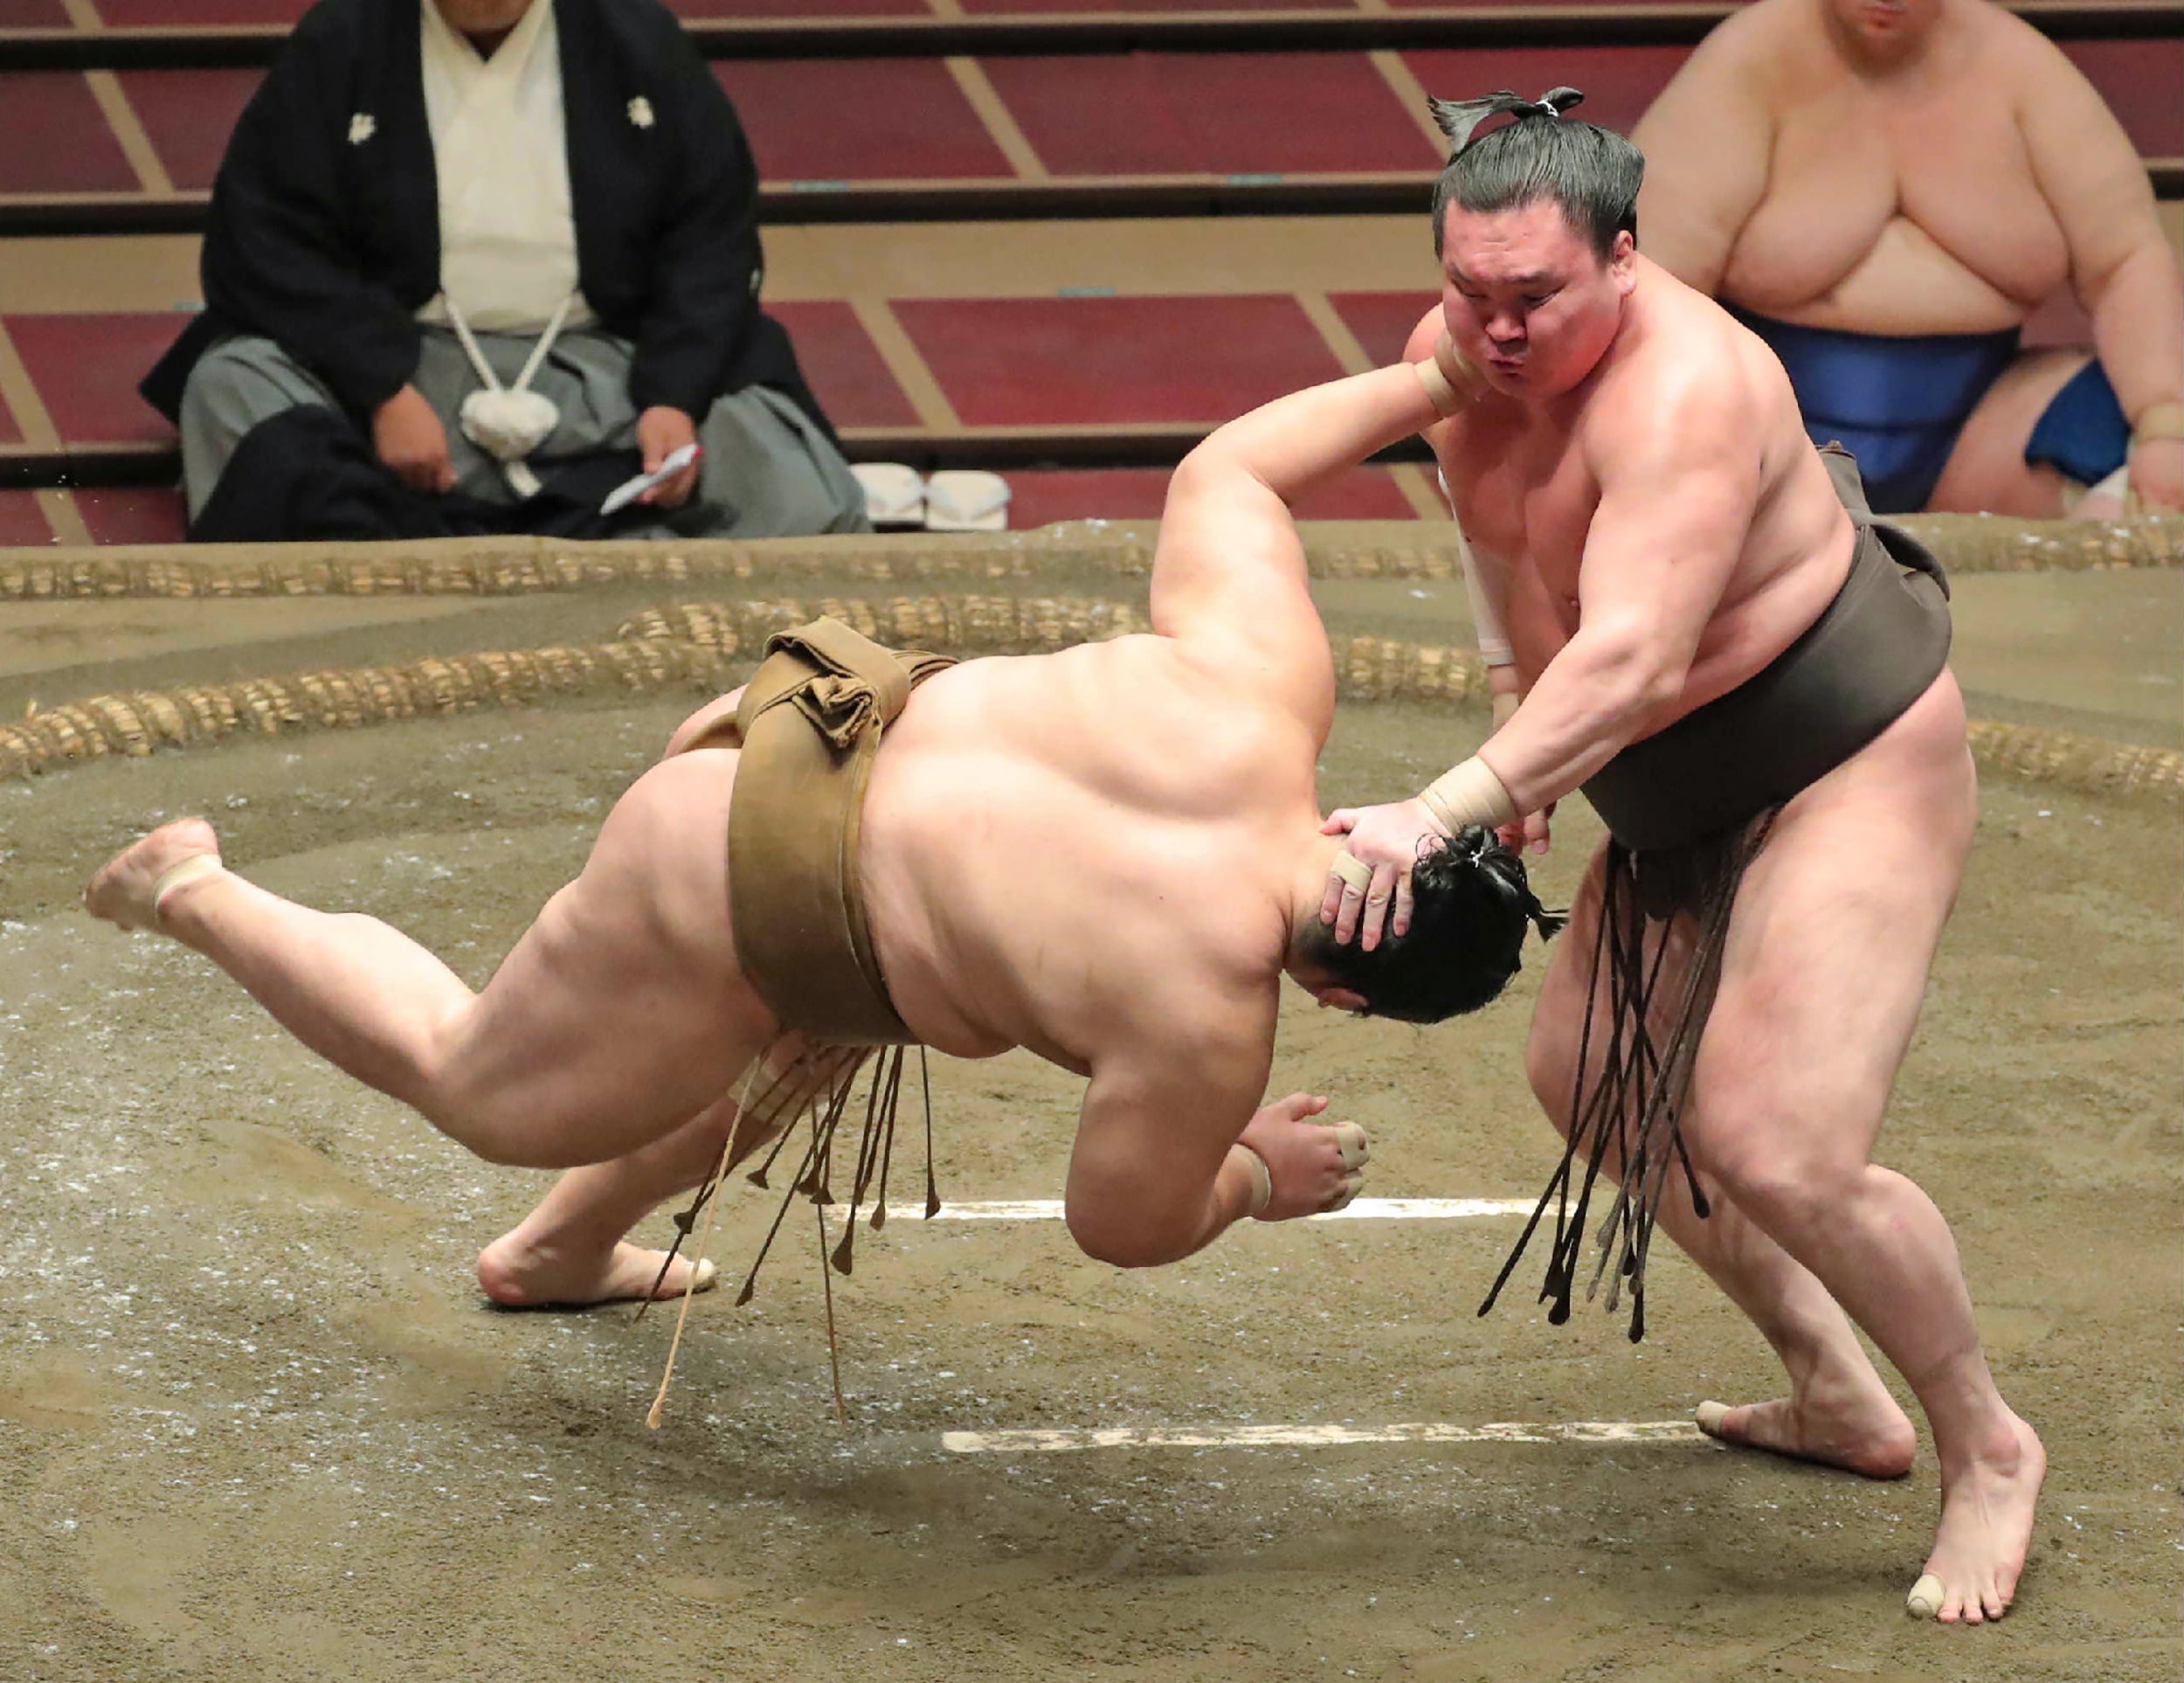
1631;0;2183;516
86;362;1559;1309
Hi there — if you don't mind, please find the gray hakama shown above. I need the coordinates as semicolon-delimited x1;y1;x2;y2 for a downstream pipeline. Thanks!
179;324;868;539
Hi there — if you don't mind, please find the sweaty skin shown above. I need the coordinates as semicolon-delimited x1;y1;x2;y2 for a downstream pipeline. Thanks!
1327;188;2043;1627
83;364;1474;1306
1632;0;2184;513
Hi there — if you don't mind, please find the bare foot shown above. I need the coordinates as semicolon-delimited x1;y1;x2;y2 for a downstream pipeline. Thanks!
1696;1369;1918;1480
1912;1413;2046;1625
83;818;224;932
476;1234;718;1310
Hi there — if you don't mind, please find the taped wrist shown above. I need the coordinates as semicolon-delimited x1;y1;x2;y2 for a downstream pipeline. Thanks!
1415;332;1488;419
1234;1143;1274;1217
1419;756;1517;837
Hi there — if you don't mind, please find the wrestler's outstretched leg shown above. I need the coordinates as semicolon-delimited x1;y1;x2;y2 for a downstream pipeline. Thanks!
84;748;777;1174
1524;856;1918;1483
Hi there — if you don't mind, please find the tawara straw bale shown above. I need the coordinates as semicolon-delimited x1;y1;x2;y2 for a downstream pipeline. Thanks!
2;513;2174;601
4;592;2174;805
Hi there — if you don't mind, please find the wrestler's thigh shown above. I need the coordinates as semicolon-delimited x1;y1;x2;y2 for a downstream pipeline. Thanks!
435;750;777;1167
1927;347;2085;516
1686;675;1977;1183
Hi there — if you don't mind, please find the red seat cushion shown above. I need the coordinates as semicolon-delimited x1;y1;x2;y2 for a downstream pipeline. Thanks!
895;294;1349;426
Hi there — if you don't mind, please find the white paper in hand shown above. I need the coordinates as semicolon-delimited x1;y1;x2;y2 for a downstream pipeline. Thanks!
601;443;702;516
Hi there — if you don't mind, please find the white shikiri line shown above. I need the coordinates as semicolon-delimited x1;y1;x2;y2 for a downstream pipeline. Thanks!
942;1421;1710;1453
910;1197;1539;1223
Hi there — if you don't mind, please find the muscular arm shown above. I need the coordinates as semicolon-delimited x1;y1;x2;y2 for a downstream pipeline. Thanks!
1477;371;1762;813
1629;22;1777;295
1318;344;1759;942
1154;364;1444;726
1065;1031;1275;1270
2017;36;2184;438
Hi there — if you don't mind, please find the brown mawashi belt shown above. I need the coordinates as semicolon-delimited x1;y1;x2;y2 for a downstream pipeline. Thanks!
690;616;952;1045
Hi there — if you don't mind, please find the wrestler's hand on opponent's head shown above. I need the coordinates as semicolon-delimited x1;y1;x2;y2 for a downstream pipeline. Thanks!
1318;798;1443;950
1239;1093;1370;1221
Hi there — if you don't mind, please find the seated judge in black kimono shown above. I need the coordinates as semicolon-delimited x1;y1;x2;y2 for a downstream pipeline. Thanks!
142;0;869;544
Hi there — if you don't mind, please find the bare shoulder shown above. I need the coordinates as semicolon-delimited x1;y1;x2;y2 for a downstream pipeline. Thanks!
1588;277;1775;469
1662;0;1807;90
1081;976;1278;1124
1969;0;2072;68
1974;0;2108;112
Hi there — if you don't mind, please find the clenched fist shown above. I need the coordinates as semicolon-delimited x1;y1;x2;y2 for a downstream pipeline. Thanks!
1240;1092;1370;1220
372;384;455;494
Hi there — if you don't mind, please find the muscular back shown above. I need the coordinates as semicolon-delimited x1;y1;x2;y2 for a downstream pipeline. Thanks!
857;636;1321;1073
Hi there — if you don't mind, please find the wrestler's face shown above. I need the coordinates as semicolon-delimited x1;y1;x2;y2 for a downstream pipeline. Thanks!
1821;0;1944;57
433;0;535;34
1438;203;1635;402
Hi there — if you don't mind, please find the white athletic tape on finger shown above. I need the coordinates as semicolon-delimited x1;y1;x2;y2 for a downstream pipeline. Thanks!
879;1197;1533;1222
1330;849;1374;893
942;1419;1705;1453
1333;1121;1370;1172
1324;1174;1363;1213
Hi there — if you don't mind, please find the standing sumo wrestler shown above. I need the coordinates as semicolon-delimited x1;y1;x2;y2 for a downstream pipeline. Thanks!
1324;90;2042;1624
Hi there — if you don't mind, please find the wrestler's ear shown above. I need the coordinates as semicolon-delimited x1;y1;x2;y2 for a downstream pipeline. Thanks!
1311;985;1372;1015
1609;229;1638;293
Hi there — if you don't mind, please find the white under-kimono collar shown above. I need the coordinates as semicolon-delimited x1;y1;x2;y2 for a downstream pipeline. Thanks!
418;0;592;333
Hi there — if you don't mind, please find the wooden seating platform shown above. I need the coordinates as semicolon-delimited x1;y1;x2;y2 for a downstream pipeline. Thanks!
4;0;2176;63
3;35;2177;234
8;199;2164;544
2;1;2177;540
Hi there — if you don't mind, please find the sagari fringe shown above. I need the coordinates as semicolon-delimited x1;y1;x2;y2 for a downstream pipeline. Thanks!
640;1038;938;1425
1481;815;1776;1342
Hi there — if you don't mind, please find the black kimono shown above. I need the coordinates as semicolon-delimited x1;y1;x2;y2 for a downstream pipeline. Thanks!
142;0;848;543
